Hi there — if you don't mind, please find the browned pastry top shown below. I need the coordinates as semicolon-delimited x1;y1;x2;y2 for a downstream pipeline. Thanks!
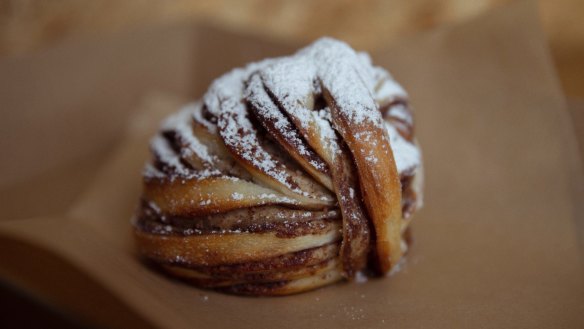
136;38;422;287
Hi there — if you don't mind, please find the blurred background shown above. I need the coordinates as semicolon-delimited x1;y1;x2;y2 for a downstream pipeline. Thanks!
0;0;583;96
0;1;583;328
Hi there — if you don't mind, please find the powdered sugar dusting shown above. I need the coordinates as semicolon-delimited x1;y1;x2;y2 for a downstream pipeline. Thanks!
312;108;339;160
139;37;424;287
376;76;408;104
259;57;316;130
191;102;217;133
147;36;420;192
162;103;215;166
142;163;165;179
217;96;295;191
231;192;244;200
197;37;420;181
386;103;412;124
246;74;311;157
150;135;191;176
146;134;223;181
309;39;381;126
211;62;332;200
385;122;420;174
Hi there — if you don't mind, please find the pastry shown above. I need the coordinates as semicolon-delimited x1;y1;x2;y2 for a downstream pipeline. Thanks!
133;38;423;296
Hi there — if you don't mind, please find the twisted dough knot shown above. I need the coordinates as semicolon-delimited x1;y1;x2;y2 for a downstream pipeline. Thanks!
134;38;422;295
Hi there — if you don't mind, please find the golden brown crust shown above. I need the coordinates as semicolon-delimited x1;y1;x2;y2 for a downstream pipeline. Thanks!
133;38;422;295
326;89;403;273
134;222;341;267
164;260;344;296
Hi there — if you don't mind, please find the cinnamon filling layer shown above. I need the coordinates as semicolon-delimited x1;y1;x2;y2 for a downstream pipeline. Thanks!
134;38;422;295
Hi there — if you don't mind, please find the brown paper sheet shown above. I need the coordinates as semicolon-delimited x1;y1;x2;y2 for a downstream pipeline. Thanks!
0;1;583;328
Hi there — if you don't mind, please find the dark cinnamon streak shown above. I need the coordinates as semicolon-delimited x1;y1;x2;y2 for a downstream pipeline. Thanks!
258;81;330;176
379;98;414;141
136;38;422;295
178;244;339;274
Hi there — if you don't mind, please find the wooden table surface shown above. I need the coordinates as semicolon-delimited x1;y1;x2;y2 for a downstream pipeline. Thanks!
1;0;583;97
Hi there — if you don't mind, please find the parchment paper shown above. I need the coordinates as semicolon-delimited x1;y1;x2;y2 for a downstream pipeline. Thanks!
0;1;582;328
